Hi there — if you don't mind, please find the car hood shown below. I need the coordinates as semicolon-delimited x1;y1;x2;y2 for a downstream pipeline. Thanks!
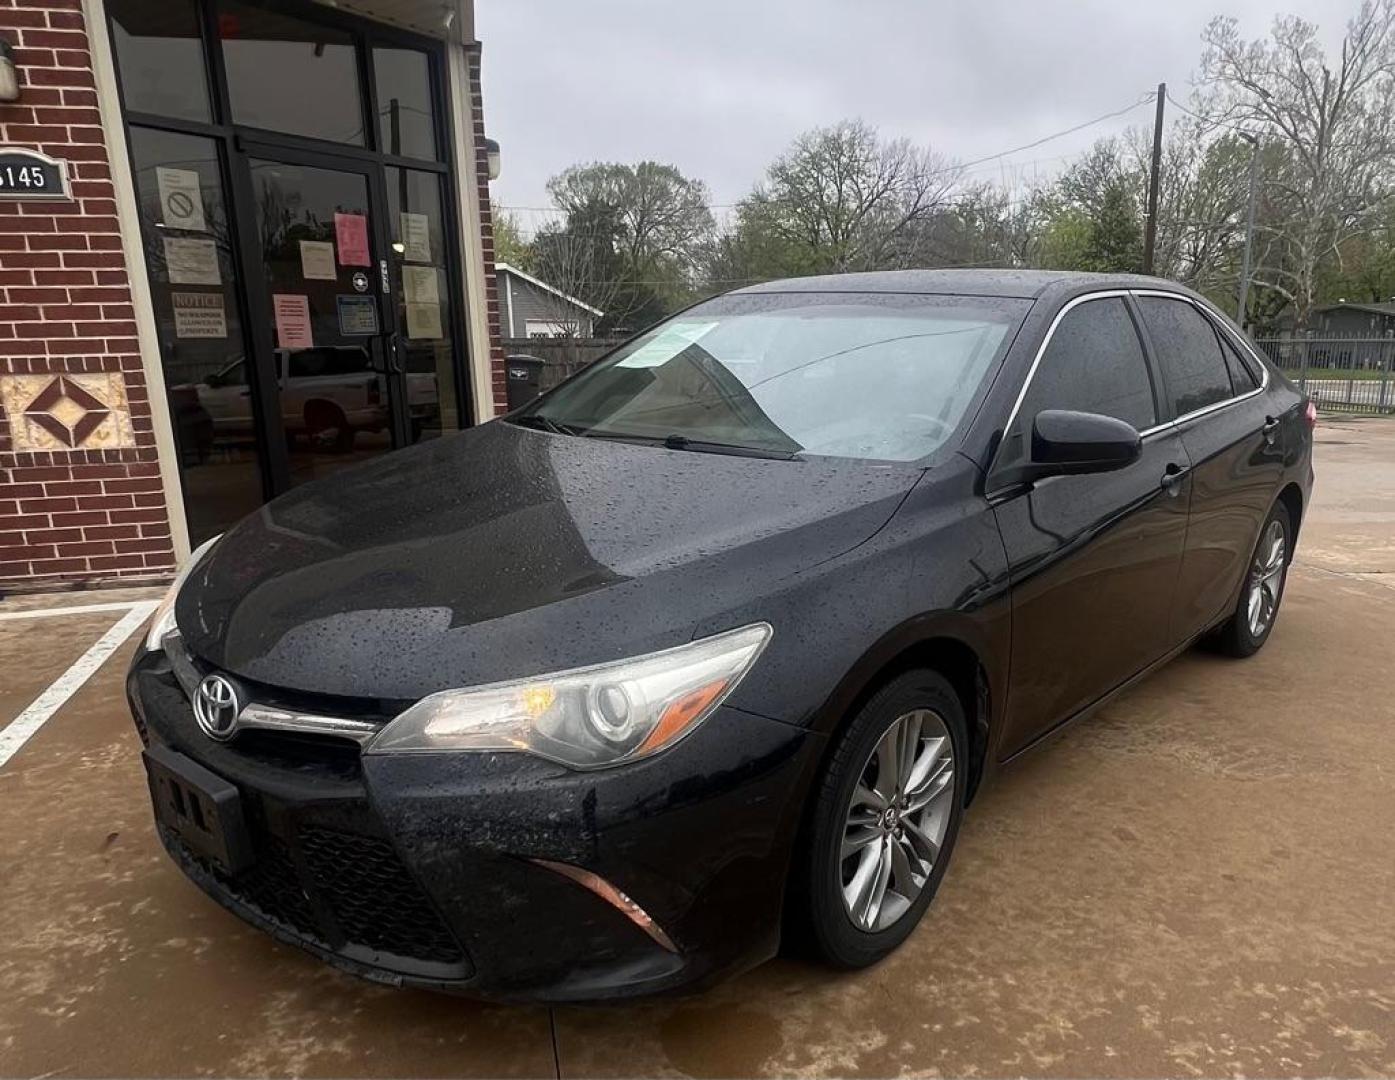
176;421;920;700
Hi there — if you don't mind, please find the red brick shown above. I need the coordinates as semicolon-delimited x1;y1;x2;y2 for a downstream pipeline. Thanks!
0;543;55;561
114;537;169;554
48;509;106;527
82;523;139;541
33;270;92;285
102;477;161;494
18;496;75;514
26;557;88;575
24;526;82;544
87;553;148;571
43;479;102;496
111;507;168;524
56;539;113;557
21;28;88;49
80;494;133;510
11;465;68;482
3;251;61;268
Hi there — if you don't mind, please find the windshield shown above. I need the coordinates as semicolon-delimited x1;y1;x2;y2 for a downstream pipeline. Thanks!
514;291;1029;462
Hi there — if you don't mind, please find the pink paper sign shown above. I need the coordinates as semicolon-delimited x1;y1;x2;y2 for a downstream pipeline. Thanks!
334;212;371;266
272;293;313;349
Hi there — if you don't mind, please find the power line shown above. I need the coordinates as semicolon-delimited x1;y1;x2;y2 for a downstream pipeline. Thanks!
495;91;1159;217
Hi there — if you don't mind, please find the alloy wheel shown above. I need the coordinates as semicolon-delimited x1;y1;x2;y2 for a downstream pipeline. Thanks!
840;709;955;932
1246;519;1286;639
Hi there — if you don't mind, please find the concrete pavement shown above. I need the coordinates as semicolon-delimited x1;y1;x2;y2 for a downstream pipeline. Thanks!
1;418;1391;1078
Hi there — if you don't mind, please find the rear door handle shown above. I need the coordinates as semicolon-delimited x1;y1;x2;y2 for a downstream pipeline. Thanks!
1161;463;1189;494
1262;415;1280;442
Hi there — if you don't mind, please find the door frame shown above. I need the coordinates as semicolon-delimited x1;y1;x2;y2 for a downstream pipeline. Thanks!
228;138;411;494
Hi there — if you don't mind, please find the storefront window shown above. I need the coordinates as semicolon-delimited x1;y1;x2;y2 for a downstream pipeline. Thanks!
387;167;459;440
108;0;212;123
218;2;365;145
128;127;263;544
374;48;437;160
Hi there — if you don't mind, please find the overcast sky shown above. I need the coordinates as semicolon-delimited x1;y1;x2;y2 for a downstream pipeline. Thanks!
478;0;1351;232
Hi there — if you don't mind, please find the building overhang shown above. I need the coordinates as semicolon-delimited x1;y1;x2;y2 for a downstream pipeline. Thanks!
311;0;475;44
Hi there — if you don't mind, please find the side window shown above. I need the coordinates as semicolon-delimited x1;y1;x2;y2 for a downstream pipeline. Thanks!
1215;325;1261;391
998;297;1155;469
1137;297;1234;416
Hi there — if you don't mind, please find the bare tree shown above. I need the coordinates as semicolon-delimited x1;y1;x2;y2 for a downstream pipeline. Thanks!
742;120;961;273
1200;1;1395;325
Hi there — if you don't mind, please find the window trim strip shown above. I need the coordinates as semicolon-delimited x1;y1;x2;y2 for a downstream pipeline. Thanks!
999;287;1272;451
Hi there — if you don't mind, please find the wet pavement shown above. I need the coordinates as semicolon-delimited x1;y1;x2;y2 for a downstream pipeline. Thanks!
1;418;1392;1078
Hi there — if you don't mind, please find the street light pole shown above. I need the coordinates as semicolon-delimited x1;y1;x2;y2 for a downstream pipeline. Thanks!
1236;132;1260;328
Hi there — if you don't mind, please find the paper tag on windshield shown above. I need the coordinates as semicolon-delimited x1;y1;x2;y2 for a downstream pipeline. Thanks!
615;321;719;368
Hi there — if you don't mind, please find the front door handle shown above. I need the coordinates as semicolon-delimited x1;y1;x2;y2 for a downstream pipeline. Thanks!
1161;463;1189;494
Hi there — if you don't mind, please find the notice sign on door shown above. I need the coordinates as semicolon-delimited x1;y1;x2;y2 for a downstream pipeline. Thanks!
164;237;220;285
298;240;337;280
272;294;314;349
171;292;227;338
334;212;371;266
156;167;206;232
336;294;379;336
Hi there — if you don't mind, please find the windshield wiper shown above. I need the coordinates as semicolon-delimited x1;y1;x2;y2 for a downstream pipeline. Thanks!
582;431;799;460
510;414;581;437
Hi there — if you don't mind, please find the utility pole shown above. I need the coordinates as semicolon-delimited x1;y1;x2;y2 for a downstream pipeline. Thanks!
1142;83;1166;275
1236;132;1260;328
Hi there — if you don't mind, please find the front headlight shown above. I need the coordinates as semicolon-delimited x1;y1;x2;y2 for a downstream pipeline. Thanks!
144;533;222;652
367;623;772;769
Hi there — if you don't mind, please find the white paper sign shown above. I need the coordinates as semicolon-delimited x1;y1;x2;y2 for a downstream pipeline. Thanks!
171;292;227;338
406;301;442;340
299;240;337;280
400;212;431;262
156;167;206;231
402;265;439;304
616;321;718;368
164;236;221;285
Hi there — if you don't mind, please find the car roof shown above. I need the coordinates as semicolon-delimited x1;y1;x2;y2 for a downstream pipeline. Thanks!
731;268;1186;300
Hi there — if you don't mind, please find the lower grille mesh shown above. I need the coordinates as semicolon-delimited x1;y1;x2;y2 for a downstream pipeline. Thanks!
300;827;465;965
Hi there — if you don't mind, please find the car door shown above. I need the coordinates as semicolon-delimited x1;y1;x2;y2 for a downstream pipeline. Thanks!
989;293;1192;759
1133;294;1288;640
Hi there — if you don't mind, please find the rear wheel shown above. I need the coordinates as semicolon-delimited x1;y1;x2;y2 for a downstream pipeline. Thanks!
795;670;967;968
1210;502;1292;657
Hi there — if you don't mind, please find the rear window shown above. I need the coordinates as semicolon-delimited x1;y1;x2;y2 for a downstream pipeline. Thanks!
1137;296;1234;416
520;292;1030;462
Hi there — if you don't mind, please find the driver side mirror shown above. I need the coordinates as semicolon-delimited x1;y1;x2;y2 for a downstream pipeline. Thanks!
1030;409;1142;477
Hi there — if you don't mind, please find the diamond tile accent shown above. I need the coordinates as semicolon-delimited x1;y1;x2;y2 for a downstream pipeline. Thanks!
0;373;137;452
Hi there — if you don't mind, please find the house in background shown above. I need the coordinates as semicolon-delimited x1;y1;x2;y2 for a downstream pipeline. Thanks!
1312;301;1395;336
495;263;603;338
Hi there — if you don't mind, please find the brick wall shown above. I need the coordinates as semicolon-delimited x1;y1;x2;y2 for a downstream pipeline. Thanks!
0;1;177;591
465;45;506;415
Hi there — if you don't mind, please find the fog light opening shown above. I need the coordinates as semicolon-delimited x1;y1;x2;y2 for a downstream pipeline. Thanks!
533;858;678;954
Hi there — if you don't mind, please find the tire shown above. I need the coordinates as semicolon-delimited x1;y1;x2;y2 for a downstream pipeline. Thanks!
794;669;968;969
1209;501;1292;658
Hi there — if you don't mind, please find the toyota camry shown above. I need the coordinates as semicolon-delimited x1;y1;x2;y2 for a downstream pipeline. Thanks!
128;269;1315;1001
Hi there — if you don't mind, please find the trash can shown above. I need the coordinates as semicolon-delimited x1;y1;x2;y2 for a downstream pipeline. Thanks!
504;354;546;410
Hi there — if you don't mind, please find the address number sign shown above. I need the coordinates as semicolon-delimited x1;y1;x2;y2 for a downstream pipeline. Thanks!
0;147;71;200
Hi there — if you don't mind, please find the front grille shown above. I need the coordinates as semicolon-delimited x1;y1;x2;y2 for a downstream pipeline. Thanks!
300;827;466;965
135;657;470;980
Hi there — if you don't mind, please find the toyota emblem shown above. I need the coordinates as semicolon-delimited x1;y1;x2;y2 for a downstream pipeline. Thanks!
193;673;242;741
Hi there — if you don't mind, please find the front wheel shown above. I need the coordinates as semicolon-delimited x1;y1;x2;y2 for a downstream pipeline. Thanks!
795;670;967;969
1210;502;1292;657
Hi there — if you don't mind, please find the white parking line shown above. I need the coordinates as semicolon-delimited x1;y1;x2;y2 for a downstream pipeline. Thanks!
0;601;157;771
0;601;154;622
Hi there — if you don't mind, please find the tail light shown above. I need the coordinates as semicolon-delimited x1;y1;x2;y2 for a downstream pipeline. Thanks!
1303;400;1318;429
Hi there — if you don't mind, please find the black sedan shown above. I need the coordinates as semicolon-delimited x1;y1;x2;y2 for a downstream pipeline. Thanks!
128;270;1315;1001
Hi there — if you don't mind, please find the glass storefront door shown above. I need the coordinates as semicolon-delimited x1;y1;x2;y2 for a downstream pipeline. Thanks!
240;147;404;487
108;0;468;544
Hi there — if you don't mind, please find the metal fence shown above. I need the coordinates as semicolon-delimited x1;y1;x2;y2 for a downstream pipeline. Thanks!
502;337;626;393
1251;334;1395;414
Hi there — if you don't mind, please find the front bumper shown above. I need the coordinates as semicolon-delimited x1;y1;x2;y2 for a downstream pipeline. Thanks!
127;647;821;1001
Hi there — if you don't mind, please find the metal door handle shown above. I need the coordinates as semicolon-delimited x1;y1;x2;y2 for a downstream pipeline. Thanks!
1161;464;1189;493
1262;415;1280;441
